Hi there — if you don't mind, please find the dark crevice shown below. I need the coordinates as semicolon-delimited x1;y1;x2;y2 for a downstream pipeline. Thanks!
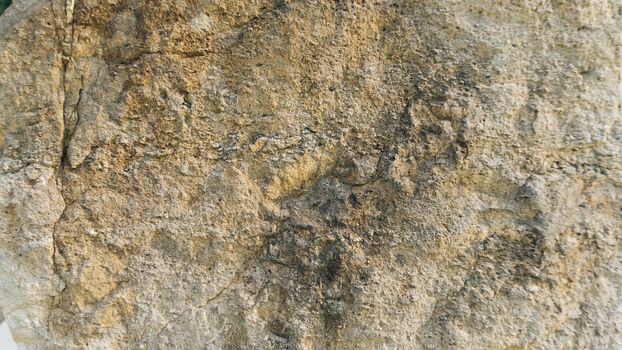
0;0;11;16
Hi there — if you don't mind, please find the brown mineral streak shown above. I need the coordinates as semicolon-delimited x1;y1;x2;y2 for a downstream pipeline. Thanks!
0;0;621;349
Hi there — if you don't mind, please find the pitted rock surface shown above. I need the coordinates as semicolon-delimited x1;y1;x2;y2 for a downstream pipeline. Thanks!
0;1;621;349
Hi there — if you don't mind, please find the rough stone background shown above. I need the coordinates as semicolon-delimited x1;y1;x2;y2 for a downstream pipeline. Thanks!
0;0;621;349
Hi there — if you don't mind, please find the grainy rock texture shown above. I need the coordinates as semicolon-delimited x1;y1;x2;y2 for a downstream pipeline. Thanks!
1;0;621;349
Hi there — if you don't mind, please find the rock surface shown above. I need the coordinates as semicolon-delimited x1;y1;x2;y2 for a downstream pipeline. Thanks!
1;0;621;349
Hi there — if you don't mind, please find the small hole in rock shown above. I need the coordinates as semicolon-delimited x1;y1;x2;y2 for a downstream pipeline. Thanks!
0;0;12;16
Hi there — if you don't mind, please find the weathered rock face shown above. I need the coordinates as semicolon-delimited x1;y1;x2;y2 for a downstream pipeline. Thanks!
1;0;621;349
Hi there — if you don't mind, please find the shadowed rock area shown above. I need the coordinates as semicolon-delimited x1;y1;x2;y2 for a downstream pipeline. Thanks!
0;1;620;349
0;0;10;15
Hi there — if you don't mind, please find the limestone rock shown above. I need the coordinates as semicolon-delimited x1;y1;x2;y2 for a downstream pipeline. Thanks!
0;0;620;349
